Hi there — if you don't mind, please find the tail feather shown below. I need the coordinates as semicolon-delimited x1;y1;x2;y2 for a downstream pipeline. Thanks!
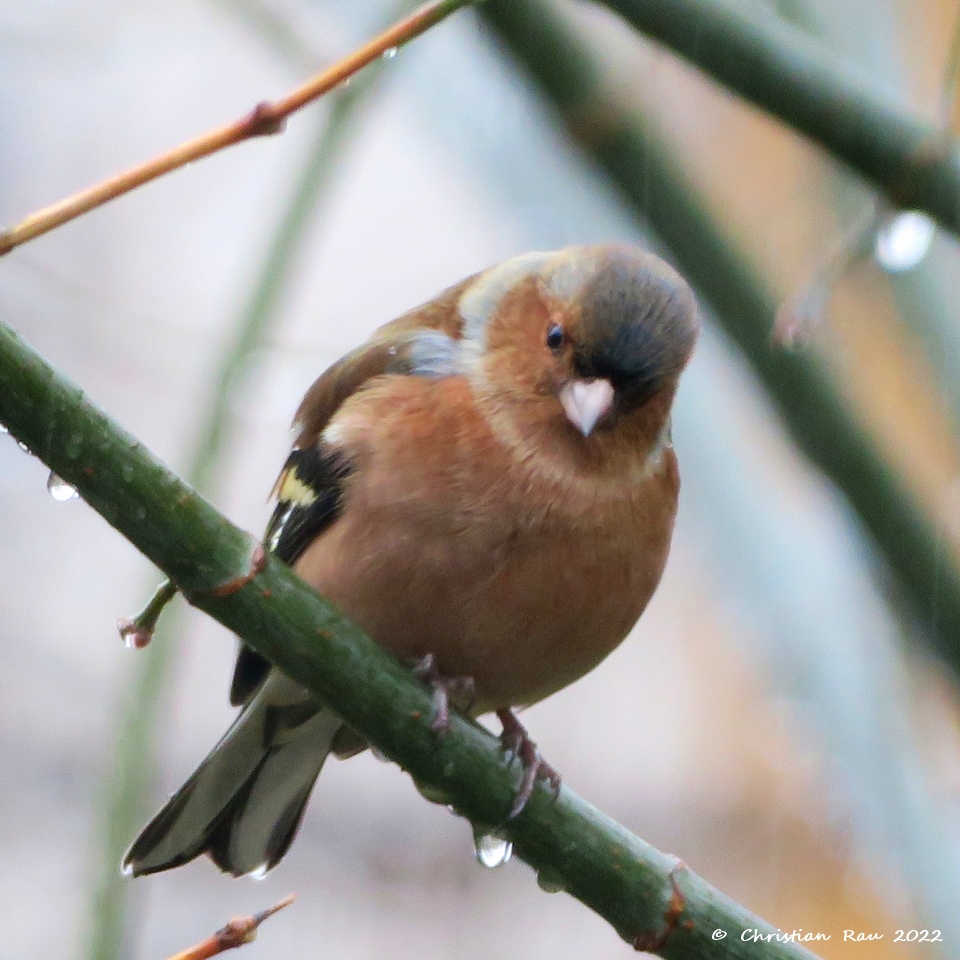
123;672;342;877
206;708;337;876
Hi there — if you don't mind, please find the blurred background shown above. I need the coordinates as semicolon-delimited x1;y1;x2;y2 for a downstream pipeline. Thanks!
2;0;960;958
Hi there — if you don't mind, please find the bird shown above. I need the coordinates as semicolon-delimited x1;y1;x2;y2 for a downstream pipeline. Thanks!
123;244;699;878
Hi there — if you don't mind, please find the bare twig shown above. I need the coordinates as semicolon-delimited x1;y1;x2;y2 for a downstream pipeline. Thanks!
0;0;476;256
164;895;296;960
116;579;177;649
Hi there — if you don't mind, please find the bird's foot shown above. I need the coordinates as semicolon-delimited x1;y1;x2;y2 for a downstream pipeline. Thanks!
496;708;561;818
411;653;476;736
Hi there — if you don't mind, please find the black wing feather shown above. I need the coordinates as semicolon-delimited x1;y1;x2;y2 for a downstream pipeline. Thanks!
229;445;352;706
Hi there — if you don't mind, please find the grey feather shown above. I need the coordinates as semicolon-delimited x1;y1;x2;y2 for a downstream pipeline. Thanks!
123;672;342;877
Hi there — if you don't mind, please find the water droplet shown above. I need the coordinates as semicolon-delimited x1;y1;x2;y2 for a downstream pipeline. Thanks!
17;440;30;453
118;616;153;649
47;472;78;502
875;211;935;272
120;861;134;877
536;867;566;893
0;423;7;434
382;46;397;60
473;828;512;869
250;863;271;880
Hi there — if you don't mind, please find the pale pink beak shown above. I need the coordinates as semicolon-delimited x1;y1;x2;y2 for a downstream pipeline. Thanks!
559;378;615;437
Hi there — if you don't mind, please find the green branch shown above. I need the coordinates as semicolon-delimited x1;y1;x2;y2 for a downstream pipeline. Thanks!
0;321;821;959
595;0;960;236
479;0;960;682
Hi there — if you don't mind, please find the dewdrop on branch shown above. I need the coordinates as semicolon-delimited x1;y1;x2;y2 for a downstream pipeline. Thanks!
473;828;512;869
47;471;78;502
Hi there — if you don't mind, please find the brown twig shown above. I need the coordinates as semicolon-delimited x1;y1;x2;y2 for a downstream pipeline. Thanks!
0;0;475;256
163;894;296;960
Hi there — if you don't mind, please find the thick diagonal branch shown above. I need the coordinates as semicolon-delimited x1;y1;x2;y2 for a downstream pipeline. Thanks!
0;320;819;960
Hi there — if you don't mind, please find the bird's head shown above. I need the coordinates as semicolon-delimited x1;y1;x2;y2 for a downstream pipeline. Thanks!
460;245;699;458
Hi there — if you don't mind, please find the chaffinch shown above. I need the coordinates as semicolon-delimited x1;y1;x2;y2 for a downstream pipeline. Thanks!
124;244;699;877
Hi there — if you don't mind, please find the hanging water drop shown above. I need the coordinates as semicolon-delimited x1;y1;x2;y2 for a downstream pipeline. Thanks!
875;211;935;272
0;423;7;434
47;472;78;502
473;828;512;869
382;46;397;60
119;623;150;650
250;863;271;880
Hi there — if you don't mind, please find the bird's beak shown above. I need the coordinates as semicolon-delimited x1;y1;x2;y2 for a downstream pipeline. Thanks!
559;378;615;437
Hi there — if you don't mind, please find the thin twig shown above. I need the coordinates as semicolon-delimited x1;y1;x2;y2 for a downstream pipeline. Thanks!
116;579;177;648
164;895;296;960
0;0;476;256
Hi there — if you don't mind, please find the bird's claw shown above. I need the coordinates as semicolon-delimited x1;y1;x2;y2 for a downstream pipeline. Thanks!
496;708;561;819
411;654;476;737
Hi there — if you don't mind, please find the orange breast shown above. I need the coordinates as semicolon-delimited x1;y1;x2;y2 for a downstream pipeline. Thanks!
294;376;679;712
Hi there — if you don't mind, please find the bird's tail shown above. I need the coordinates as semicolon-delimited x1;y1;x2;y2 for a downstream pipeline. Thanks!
122;672;342;877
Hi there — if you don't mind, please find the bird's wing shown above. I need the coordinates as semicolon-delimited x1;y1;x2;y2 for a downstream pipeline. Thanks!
229;278;474;706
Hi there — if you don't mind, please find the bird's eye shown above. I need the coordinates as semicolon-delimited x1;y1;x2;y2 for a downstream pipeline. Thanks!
545;324;565;351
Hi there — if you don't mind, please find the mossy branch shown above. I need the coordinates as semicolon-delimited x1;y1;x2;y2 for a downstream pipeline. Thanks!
0;320;821;959
595;0;960;235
